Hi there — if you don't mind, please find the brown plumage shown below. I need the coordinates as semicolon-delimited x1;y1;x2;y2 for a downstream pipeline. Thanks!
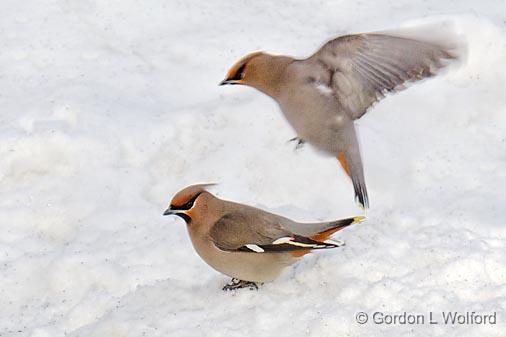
221;26;462;208
163;184;364;289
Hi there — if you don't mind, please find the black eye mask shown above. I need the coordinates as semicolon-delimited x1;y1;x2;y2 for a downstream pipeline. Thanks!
230;63;246;81
170;192;202;211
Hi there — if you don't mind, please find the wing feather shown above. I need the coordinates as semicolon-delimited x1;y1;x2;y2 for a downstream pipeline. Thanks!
308;32;458;119
209;212;340;253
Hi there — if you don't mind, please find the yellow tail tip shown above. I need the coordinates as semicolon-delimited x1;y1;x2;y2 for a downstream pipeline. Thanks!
353;216;366;224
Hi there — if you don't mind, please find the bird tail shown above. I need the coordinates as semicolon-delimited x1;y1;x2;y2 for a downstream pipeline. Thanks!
352;172;369;210
291;216;364;257
338;150;369;209
310;216;365;242
336;123;369;209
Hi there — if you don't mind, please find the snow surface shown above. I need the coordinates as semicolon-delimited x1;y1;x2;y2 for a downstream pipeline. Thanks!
1;1;506;336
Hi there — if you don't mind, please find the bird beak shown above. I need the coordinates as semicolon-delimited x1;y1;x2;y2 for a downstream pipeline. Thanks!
163;206;192;223
163;208;174;216
163;206;186;216
219;79;241;86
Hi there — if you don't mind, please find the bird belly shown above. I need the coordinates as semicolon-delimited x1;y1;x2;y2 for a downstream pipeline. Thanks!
279;94;347;155
193;238;298;282
288;113;344;156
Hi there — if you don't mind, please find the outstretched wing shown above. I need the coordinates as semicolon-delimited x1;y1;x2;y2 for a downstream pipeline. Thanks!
307;31;458;119
209;211;339;253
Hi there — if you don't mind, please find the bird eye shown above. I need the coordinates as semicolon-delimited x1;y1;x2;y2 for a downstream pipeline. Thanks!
231;64;247;81
171;193;202;211
181;199;196;210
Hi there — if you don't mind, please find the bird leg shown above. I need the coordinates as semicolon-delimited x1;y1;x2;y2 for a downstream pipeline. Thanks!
288;137;306;150
222;278;259;291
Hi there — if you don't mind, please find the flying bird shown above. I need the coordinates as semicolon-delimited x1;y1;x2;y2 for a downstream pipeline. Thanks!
163;184;363;290
220;26;460;208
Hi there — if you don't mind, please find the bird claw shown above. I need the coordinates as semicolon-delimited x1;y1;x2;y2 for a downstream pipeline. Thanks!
222;278;259;291
288;137;306;150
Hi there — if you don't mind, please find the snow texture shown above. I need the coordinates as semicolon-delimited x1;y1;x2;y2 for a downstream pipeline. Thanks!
1;1;505;337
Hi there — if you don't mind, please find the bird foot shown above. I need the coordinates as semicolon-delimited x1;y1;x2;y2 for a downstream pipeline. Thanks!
222;278;259;291
288;137;306;150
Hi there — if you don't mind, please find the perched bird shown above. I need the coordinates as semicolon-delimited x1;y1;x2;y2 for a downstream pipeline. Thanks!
163;184;364;290
220;26;461;208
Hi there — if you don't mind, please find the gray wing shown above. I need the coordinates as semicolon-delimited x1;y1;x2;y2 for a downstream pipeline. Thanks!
308;32;457;119
209;212;288;250
209;211;338;253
